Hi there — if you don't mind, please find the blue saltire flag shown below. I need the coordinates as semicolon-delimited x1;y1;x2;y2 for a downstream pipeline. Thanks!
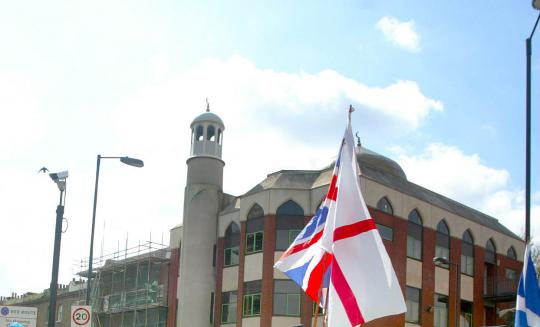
515;244;540;326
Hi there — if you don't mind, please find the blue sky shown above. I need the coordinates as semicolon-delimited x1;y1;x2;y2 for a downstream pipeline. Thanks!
1;0;539;296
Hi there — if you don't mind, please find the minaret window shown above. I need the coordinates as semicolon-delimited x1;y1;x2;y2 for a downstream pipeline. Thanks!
196;125;204;141
435;220;450;268
276;200;305;251
461;230;474;275
376;197;393;215
224;223;240;267
407;209;423;260
246;204;264;254
218;129;222;145
207;125;216;141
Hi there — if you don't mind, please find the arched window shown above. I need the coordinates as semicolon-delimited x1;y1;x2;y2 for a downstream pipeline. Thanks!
461;230;474;275
407;209;423;260
246;204;264;254
507;246;517;260
207;125;216;141
224;223;240;267
218;129;222;145
376;197;393;215
276;200;305;251
247;204;264;220
435;220;450;267
276;200;304;216
485;239;496;264
196;125;204;141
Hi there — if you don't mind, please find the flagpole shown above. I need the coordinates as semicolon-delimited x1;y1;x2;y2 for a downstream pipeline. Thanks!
313;253;329;327
322;283;330;327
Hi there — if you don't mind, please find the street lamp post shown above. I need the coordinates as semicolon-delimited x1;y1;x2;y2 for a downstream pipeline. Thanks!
526;4;540;242
47;171;68;327
433;257;461;327
86;155;144;306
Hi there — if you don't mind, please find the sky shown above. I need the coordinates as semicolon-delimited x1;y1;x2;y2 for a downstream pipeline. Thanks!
1;0;540;296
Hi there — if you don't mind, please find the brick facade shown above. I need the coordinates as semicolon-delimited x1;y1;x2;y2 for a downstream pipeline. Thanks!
214;209;522;327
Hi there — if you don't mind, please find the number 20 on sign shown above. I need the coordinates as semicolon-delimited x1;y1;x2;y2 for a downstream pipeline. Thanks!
71;305;92;327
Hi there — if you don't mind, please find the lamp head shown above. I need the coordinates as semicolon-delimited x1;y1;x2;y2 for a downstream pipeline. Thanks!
120;157;144;168
49;171;68;191
534;0;540;10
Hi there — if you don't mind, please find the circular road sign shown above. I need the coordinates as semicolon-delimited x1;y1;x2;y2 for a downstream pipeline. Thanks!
72;307;90;326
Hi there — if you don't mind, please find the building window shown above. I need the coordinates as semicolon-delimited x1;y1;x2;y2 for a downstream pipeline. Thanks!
485;239;496;264
376;223;393;241
276;200;305;251
221;291;237;324
210;292;215;323
507;246;517;260
276;229;302;250
435;220;450;268
246;204;264;255
506;268;517;281
218;129;222;145
460;301;473;327
434;294;448;327
246;231;263;254
405;286;420;324
273;280;301;316
376;197;393;215
224;222;240;267
461;230;474;275
247;204;264;220
56;304;63;322
243;281;262;317
407;209;423;260
224;246;239;266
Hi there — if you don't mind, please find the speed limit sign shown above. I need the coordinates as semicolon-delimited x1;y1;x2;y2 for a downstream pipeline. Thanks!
71;305;92;327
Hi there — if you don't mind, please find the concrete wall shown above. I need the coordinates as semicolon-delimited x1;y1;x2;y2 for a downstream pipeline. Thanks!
178;182;220;327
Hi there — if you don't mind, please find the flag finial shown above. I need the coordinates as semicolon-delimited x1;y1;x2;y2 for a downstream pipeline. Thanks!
348;105;355;120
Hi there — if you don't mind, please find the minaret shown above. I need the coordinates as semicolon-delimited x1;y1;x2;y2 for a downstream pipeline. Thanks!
177;103;224;326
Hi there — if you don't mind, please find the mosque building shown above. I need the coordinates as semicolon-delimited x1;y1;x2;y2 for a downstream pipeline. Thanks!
168;108;525;327
1;107;524;327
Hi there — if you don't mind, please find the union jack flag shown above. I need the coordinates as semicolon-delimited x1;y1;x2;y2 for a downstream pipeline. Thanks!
274;113;406;326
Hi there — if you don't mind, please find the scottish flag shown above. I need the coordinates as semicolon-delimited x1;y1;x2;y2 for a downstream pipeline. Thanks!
515;244;540;326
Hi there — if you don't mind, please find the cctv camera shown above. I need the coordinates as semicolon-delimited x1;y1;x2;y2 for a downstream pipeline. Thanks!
49;171;69;182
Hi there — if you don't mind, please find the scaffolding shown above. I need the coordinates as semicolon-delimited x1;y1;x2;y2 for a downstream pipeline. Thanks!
77;241;170;327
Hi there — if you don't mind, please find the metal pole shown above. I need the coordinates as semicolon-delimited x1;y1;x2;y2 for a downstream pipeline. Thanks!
48;190;65;327
526;13;540;243
86;155;101;305
527;36;532;243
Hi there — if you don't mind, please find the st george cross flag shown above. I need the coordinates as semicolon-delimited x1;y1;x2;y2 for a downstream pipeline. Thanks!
274;112;406;326
515;244;540;327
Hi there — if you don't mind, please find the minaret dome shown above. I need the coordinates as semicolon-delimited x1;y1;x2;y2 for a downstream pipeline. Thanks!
190;110;224;159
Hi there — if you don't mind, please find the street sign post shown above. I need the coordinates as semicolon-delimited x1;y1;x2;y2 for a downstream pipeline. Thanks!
71;306;91;327
0;306;37;327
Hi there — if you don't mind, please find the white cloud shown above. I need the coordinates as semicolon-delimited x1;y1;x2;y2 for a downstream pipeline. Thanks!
393;144;540;238
376;16;420;52
0;55;442;296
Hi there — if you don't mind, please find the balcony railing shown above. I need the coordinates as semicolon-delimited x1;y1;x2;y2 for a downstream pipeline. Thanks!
484;276;518;302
